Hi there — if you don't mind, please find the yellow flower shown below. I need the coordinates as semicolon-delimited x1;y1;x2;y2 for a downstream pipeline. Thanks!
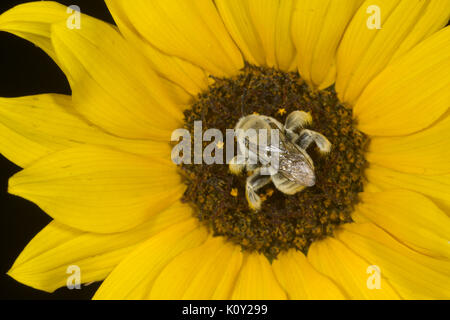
1;0;449;300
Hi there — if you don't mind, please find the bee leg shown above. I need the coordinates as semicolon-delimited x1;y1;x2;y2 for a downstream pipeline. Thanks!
272;173;306;195
246;169;272;211
229;156;246;175
246;163;259;172
296;129;332;154
285;111;313;132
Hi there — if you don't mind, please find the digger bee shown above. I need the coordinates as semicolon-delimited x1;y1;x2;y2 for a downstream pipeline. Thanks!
229;111;331;211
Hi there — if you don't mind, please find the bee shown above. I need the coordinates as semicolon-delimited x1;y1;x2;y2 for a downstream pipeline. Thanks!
229;111;331;211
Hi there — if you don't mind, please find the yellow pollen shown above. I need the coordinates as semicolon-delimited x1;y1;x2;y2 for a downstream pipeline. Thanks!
216;141;224;149
277;108;287;115
230;188;238;197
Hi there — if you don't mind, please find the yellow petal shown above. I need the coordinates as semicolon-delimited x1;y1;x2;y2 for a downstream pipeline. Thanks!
354;26;450;136
8;145;184;233
7;202;192;293
367;115;450;175
356;190;450;259
216;0;296;71
246;0;279;68
105;0;209;97
93;219;208;300
308;236;401;299
110;0;243;78
231;253;287;300
272;250;347;299
274;0;297;71
0;121;49;168
160;77;194;106
0;1;68;75
0;94;171;168
51;16;183;140
390;0;450;61
149;237;242;299
0;3;188;136
0;2;189;106
215;0;266;67
337;223;450;299
366;164;450;214
336;0;450;105
292;0;364;88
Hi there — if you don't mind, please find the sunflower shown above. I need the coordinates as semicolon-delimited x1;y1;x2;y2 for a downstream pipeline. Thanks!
1;0;449;300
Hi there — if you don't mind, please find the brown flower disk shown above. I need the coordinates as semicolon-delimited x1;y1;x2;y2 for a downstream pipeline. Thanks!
180;65;369;261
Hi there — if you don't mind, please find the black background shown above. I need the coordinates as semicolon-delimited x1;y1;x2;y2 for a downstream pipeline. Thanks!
0;0;115;300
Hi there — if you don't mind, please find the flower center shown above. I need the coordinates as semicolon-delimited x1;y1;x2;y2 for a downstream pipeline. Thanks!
179;65;369;261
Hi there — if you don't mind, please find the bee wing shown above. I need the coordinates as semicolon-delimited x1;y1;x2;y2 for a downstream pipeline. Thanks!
240;127;289;165
235;137;265;165
258;143;289;166
278;152;316;186
263;144;285;153
280;167;314;185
